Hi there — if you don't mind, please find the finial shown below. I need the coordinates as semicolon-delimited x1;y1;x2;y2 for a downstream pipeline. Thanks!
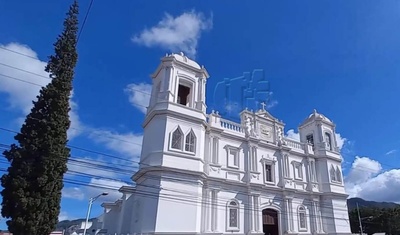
250;109;253;113
313;109;317;114
180;52;185;56
216;111;219;115
211;110;215;114
245;107;248;111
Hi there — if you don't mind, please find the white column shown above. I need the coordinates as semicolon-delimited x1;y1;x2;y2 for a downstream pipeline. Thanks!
215;137;219;164
205;189;212;232
211;190;219;232
208;136;213;163
310;200;318;233
248;195;254;232
284;197;294;232
253;195;261;232
316;201;323;233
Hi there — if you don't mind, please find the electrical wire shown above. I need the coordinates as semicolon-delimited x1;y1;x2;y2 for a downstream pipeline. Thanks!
77;0;95;43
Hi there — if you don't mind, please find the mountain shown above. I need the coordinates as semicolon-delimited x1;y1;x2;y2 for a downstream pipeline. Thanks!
347;197;399;210
56;218;97;235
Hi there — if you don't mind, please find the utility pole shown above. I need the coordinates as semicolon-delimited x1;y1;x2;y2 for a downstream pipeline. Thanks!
357;202;363;235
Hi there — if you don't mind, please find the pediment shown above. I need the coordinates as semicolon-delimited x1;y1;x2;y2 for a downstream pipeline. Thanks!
255;109;281;124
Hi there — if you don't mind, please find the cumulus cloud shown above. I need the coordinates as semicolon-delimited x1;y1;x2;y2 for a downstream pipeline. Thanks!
0;43;50;113
88;130;143;164
87;178;130;202
124;83;152;114
0;42;82;140
63;178;131;202
62;187;85;201
68;157;120;179
58;211;73;221
345;156;382;185
132;10;213;58
345;156;400;202
335;133;347;149
286;129;300;141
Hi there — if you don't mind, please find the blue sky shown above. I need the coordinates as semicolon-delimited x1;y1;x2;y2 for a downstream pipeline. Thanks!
1;0;400;228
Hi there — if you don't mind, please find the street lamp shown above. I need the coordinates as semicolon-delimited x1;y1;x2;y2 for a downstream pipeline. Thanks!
83;192;108;235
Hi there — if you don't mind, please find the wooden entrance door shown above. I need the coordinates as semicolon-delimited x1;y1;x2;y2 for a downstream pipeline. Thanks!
262;209;279;235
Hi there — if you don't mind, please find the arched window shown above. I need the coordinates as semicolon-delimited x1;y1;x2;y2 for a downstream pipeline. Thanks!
176;77;194;108
306;134;314;146
171;127;184;150
185;130;196;153
325;132;332;150
298;205;307;230
227;200;239;230
336;166;342;183
330;165;337;182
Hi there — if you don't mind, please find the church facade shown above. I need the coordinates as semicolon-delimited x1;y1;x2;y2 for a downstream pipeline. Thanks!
98;53;352;235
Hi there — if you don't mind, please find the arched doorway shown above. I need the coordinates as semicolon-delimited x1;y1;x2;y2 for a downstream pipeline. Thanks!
262;208;279;235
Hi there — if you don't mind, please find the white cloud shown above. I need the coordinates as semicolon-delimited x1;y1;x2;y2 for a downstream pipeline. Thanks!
87;178;130;202
386;149;397;155
285;129;300;141
58;211;73;221
335;133;347;150
68;157;119;179
345;156;382;185
124;83;152;114
62;187;85;201
0;42;82;140
345;156;400;202
0;43;50;114
62;178;131;202
266;100;278;109
88;129;143;163
132;10;213;58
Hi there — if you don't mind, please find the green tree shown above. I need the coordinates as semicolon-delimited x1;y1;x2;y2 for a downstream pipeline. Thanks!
0;1;79;235
349;206;400;235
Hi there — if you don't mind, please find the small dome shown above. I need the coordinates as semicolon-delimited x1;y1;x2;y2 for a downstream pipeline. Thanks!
301;109;333;126
308;109;332;122
167;52;201;69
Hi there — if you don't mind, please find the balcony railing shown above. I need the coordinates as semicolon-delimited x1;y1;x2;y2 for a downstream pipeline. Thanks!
220;118;244;133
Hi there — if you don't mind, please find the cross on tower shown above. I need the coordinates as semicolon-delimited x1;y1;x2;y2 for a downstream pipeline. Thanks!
260;102;267;111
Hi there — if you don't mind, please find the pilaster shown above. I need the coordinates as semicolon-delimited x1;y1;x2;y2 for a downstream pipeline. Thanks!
283;195;294;233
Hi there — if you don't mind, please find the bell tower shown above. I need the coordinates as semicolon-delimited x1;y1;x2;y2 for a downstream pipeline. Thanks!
147;52;209;116
131;53;210;234
298;109;345;194
298;109;340;154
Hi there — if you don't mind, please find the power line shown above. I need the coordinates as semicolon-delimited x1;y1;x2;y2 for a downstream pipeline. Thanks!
0;147;385;230
77;0;95;43
0;140;391;213
0;165;358;227
0;46;39;60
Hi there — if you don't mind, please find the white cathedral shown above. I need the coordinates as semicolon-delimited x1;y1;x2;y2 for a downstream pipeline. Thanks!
97;53;352;235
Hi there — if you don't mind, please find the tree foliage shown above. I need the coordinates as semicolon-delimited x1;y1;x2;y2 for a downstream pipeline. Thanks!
0;1;79;235
349;206;400;235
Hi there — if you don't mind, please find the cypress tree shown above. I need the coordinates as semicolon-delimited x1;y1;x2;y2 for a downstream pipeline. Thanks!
1;1;79;235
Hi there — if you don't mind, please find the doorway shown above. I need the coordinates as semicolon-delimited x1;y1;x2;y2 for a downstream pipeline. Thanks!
262;208;279;235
